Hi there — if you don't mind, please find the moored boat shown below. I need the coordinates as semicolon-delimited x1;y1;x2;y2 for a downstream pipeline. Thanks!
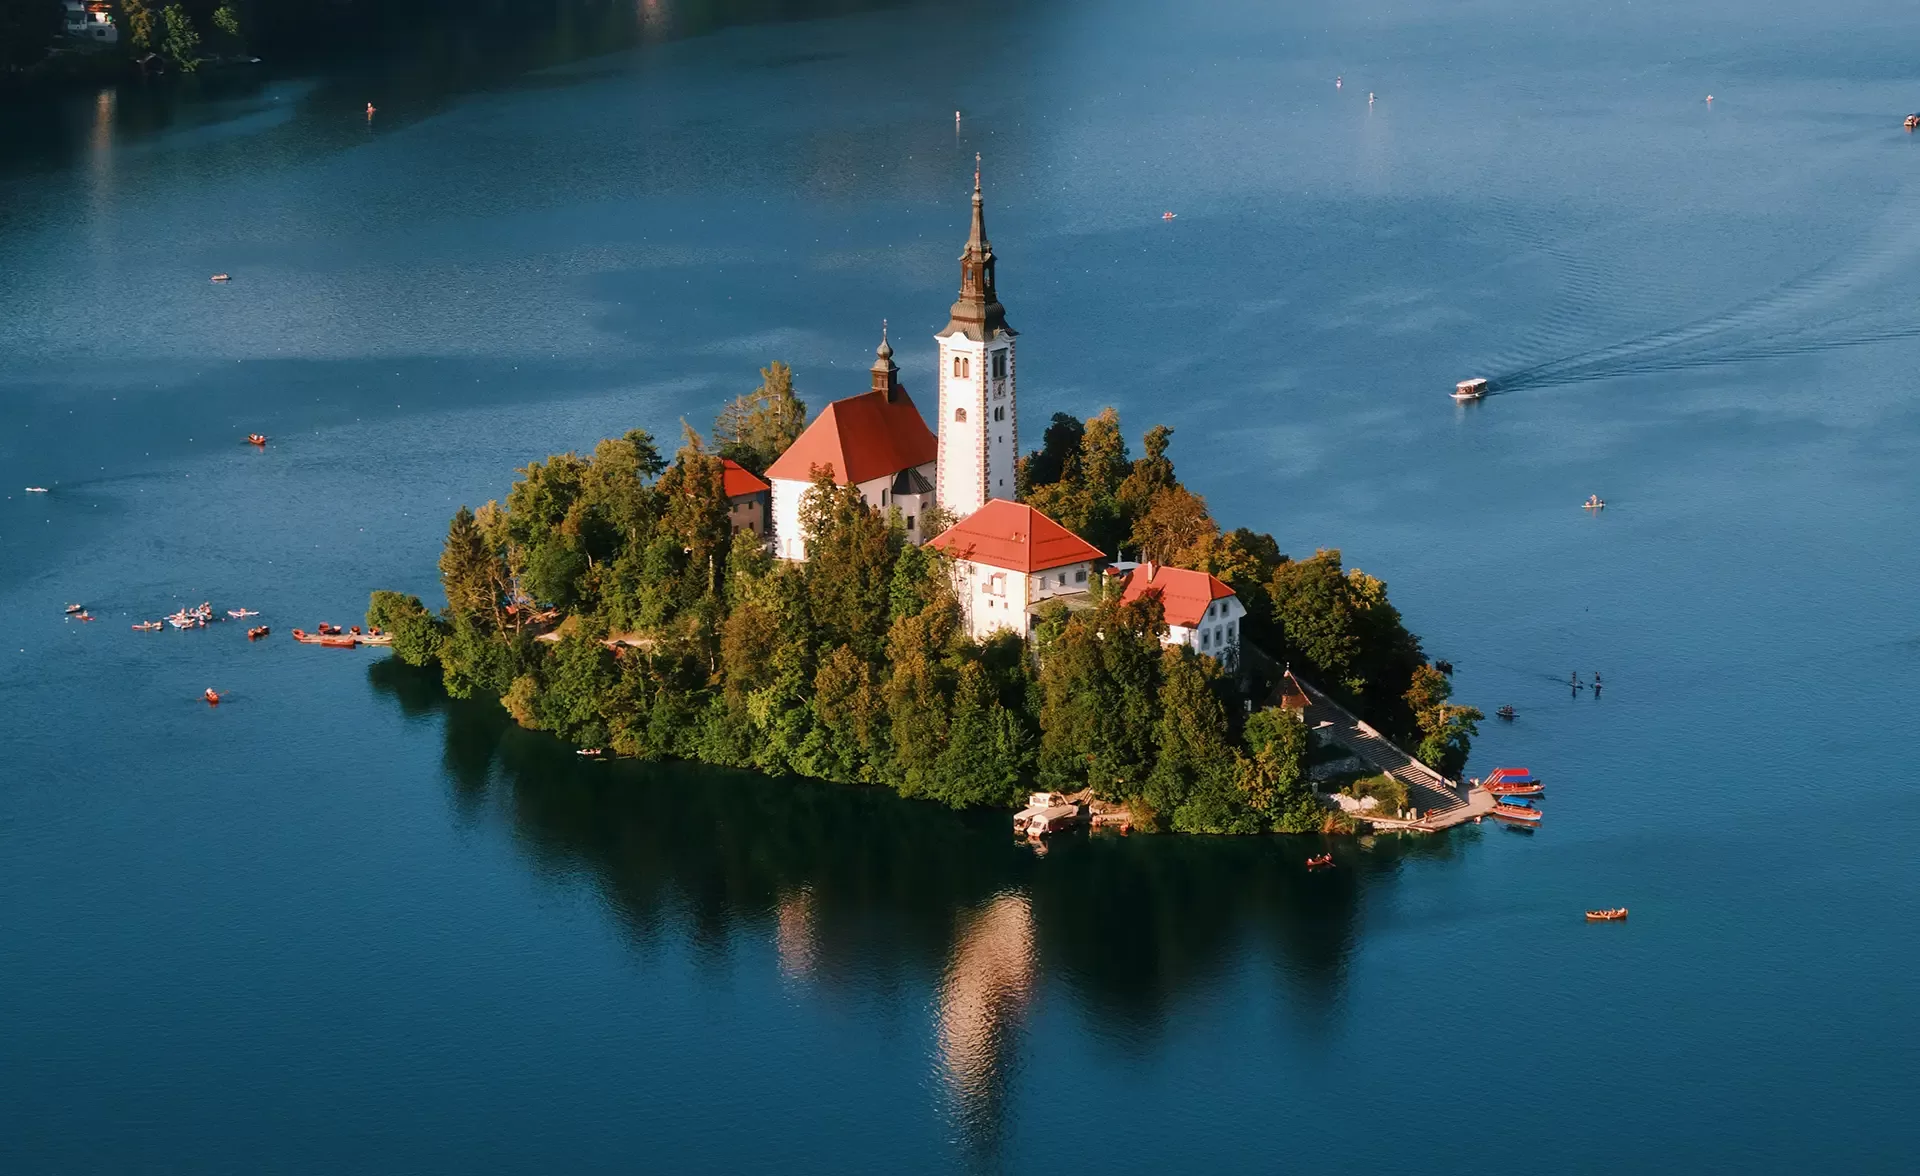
1492;801;1542;823
1585;908;1628;921
1453;377;1488;401
292;628;355;646
1486;780;1545;796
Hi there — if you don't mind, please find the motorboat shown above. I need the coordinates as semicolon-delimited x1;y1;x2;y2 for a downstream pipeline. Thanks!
1453;377;1488;401
1496;705;1515;720
1492;802;1542;823
1585;908;1628;921
25;486;49;493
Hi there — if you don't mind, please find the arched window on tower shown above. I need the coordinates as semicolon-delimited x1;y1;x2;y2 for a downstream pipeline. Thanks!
954;408;967;422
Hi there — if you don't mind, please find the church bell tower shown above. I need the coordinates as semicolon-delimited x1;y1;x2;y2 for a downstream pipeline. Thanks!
936;156;1017;521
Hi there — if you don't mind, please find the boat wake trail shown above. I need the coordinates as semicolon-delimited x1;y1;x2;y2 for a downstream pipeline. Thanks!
1485;189;1920;394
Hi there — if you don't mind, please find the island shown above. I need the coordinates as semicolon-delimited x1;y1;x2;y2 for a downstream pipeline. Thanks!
369;171;1480;836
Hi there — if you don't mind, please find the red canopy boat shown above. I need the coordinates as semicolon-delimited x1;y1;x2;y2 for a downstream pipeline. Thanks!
1492;802;1542;823
1486;780;1545;796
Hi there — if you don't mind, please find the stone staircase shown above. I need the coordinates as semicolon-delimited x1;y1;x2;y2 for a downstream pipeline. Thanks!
1295;679;1466;817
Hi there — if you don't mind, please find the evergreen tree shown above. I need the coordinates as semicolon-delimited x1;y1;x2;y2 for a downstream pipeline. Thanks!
1037;595;1166;799
439;506;499;626
1145;647;1250;833
800;470;899;662
713;361;806;474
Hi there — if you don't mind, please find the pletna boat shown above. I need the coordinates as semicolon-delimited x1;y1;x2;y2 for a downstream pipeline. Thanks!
1585;908;1628;921
1492;802;1542;823
1486;780;1545;797
246;434;266;446
1453;377;1488;401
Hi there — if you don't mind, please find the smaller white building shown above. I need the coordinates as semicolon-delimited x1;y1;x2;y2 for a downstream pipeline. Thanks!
765;330;938;560
927;499;1103;642
1114;560;1246;667
64;2;117;42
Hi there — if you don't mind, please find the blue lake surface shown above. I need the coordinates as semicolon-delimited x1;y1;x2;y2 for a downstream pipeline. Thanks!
4;1;1918;1171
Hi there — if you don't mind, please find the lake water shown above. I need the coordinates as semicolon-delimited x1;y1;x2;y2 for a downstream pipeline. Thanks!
5;1;1918;1170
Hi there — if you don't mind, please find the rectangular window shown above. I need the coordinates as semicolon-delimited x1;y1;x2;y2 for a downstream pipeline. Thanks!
906;515;915;531
1058;574;1066;586
1075;570;1086;583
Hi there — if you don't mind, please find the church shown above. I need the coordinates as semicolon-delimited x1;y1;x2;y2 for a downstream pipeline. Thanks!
766;157;1018;559
765;160;1242;652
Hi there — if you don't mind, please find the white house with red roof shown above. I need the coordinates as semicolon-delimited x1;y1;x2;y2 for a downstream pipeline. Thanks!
1115;560;1245;667
720;459;771;537
927;499;1104;641
766;329;939;560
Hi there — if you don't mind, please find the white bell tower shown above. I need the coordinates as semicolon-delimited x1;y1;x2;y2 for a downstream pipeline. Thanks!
936;156;1017;521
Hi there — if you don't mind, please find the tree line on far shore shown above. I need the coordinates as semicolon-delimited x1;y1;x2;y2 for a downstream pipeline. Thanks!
368;364;1478;834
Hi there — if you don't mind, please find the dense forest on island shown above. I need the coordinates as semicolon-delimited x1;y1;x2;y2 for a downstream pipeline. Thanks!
370;365;1479;835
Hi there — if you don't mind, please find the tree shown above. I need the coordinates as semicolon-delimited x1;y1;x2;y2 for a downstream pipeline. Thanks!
1017;411;1084;495
366;590;446;668
931;662;1031;808
713;361;806;474
1144;646;1249;833
1129;484;1218;565
1023;407;1131;554
115;1;155;52
1404;663;1482;777
1238;707;1318;831
159;3;198;70
1037;595;1166;798
440;506;500;626
801;469;898;662
209;2;239;53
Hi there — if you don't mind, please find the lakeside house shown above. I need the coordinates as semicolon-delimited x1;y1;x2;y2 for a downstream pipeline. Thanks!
1112;560;1245;668
720;459;770;537
63;1;117;42
766;330;938;560
927;499;1103;642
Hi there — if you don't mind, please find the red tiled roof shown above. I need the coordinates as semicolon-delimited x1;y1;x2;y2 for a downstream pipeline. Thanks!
1118;562;1235;628
927;499;1105;573
720;458;770;499
764;386;936;486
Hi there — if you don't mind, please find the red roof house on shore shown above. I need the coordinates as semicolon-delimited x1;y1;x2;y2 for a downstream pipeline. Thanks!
1117;561;1246;666
928;499;1104;640
720;459;772;537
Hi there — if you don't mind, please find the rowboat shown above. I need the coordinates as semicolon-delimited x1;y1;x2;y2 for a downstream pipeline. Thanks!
204;688;222;705
1583;495;1606;510
1486;781;1544;797
292;629;358;648
133;621;163;631
1304;853;1334;869
247;625;270;640
246;434;266;446
1453;377;1488;401
210;273;231;282
1492;802;1542;823
577;748;606;759
1585;908;1628;921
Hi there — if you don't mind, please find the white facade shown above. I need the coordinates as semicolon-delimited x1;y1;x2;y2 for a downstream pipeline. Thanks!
936;334;1016;519
770;465;937;562
1167;595;1247;666
951;556;1093;642
64;2;118;42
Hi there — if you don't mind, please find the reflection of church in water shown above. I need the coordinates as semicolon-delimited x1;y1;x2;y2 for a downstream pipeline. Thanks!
775;887;1035;1151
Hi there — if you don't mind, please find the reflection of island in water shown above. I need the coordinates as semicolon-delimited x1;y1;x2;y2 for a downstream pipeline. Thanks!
372;660;1471;1149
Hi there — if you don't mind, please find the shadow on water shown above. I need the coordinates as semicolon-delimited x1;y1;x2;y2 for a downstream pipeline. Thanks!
369;655;1438;1161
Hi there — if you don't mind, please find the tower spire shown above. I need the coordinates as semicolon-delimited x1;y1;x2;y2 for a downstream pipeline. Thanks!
870;318;900;399
942;156;1010;341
